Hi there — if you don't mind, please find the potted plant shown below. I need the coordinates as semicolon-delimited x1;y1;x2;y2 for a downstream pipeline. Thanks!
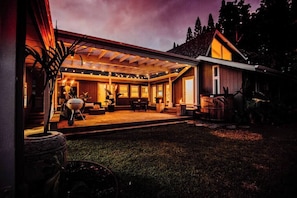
24;33;84;197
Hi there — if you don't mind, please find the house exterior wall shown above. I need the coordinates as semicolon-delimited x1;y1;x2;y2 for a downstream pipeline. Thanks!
117;83;148;105
79;81;98;102
200;63;213;94
62;79;150;106
173;67;194;105
219;66;242;95
199;63;242;95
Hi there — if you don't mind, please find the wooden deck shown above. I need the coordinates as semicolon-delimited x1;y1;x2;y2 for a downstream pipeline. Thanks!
25;109;191;137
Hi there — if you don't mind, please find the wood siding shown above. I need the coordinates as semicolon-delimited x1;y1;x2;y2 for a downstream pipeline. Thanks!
200;64;213;94
79;81;98;102
219;66;242;94
173;67;195;105
200;63;242;95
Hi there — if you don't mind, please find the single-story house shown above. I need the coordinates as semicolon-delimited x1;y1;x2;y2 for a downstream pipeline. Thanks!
3;0;297;195
23;0;297;125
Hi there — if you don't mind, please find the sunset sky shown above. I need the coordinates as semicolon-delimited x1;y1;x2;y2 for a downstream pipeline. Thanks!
49;0;261;51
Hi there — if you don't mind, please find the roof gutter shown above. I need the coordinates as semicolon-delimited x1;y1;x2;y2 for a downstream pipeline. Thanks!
197;56;255;71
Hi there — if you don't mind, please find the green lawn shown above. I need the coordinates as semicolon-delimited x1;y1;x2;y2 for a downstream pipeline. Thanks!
66;122;297;198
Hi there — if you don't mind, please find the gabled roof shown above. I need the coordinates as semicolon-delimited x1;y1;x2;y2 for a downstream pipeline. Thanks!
167;29;248;62
211;30;248;61
167;30;215;58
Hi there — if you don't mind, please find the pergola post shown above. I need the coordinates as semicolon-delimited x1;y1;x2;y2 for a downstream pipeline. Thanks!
194;65;199;106
168;77;173;107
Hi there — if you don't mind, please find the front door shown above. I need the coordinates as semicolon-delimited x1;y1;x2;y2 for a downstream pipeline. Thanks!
183;77;194;105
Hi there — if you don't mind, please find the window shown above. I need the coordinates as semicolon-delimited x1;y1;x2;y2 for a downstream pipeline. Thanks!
98;83;107;104
119;84;128;98
141;86;148;98
211;38;232;61
212;66;220;94
157;84;163;97
165;84;170;104
130;85;139;98
151;85;156;103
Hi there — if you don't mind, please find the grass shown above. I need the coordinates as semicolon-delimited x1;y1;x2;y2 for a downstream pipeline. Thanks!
65;122;297;198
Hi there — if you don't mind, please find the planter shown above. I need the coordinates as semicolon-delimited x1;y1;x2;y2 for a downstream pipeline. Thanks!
200;94;234;121
108;104;115;112
24;131;67;198
60;161;119;198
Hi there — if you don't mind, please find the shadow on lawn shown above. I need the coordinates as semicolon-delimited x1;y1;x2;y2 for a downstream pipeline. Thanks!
117;173;175;198
66;122;297;198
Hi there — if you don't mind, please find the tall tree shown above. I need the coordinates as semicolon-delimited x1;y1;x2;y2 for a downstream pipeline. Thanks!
194;17;202;37
249;0;291;69
186;27;193;42
207;14;215;30
218;0;241;42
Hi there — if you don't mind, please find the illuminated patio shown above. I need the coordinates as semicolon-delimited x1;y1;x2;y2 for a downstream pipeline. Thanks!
25;110;192;136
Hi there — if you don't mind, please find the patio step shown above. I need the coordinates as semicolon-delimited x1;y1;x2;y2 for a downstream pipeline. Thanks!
164;107;177;114
59;116;190;137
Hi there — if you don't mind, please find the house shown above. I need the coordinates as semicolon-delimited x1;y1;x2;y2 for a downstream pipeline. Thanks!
2;0;297;195
169;29;297;122
23;3;297;125
52;30;198;114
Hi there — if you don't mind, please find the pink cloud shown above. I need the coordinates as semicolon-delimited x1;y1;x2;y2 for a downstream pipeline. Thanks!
49;0;260;51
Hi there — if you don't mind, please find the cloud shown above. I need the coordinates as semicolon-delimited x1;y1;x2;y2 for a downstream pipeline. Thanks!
49;0;260;51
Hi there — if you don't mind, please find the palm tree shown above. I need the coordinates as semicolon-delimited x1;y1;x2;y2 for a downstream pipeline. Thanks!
25;35;84;134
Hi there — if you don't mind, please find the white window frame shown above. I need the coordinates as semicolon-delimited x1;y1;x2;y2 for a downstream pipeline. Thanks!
212;65;220;95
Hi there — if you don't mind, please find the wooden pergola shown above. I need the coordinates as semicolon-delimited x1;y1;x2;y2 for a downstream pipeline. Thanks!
57;30;198;82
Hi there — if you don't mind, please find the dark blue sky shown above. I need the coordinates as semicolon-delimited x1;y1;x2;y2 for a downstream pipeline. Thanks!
49;0;260;51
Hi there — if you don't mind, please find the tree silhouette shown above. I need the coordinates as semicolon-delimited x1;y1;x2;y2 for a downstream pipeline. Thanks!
244;0;292;70
194;17;202;37
207;14;215;30
178;0;297;74
219;0;251;43
186;27;194;42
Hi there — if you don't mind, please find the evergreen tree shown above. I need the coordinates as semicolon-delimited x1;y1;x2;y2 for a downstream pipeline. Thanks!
194;17;202;37
218;0;241;42
249;0;291;69
186;27;193;42
202;25;207;33
207;14;215;30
